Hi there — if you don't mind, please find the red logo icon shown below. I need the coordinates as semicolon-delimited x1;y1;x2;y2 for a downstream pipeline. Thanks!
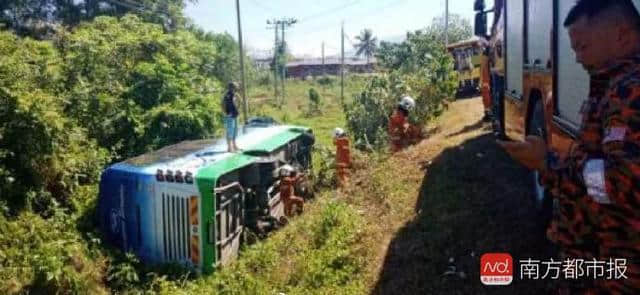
480;253;513;285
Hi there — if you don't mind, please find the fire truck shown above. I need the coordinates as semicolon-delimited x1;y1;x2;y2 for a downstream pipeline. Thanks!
473;0;640;220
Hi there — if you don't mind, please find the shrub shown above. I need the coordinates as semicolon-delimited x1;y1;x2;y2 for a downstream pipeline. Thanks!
0;32;110;213
344;49;456;151
0;204;108;294
60;15;222;160
306;88;322;117
312;146;337;189
316;75;335;86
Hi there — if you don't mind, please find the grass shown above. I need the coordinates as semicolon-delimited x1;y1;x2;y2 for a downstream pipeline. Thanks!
249;76;367;147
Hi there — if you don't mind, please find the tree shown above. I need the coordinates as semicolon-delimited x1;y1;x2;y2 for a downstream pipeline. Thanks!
427;14;473;45
60;15;220;159
0;0;195;39
376;14;472;73
354;29;378;64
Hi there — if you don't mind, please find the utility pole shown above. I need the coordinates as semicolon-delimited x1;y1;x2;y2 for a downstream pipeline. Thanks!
235;0;248;123
281;22;286;106
267;20;279;103
341;21;345;104
267;18;296;107
445;0;449;47
321;41;325;75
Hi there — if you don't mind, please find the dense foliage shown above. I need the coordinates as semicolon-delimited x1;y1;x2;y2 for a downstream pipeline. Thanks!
0;0;194;38
344;18;461;151
61;15;221;160
0;12;255;293
376;14;472;73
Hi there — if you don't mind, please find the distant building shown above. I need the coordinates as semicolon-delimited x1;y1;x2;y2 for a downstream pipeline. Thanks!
285;57;376;79
253;58;272;70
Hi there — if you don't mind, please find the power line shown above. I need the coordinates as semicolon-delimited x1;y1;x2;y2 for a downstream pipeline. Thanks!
298;0;362;23
290;0;407;37
103;0;171;17
344;33;356;47
247;0;276;13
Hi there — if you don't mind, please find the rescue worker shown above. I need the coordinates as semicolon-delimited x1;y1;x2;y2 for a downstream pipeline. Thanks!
389;96;416;153
499;1;640;293
480;46;492;122
333;127;351;187
278;165;305;218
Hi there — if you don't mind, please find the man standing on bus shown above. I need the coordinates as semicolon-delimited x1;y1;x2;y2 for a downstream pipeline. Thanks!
499;1;640;293
222;82;240;153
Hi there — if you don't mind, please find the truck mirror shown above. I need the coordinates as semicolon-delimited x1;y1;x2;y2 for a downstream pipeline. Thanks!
474;0;485;11
474;12;487;37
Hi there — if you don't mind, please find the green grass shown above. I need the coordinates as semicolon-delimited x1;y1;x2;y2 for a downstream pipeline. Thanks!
143;198;369;295
249;76;367;147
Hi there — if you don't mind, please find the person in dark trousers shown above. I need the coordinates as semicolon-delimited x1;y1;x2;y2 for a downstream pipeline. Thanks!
499;1;640;293
222;82;240;152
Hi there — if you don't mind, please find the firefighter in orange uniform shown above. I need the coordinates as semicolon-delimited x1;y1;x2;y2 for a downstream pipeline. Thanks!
389;96;416;152
333;128;351;187
499;1;640;293
278;165;304;218
480;47;492;121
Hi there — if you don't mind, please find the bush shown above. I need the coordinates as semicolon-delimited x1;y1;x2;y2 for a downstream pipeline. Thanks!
0;32;110;213
344;49;456;151
316;75;335;86
306;88;322;117
254;69;273;86
0;204;108;294
312;146;337;189
61;15;221;159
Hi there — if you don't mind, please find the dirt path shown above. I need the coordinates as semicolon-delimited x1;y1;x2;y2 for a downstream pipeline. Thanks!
345;98;555;294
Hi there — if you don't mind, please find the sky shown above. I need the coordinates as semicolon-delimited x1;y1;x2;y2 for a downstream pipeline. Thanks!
185;0;490;58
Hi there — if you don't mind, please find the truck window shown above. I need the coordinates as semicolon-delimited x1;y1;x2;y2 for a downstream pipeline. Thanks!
506;0;524;100
527;0;553;67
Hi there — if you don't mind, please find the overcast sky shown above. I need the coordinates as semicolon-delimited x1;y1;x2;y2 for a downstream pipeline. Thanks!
186;0;491;58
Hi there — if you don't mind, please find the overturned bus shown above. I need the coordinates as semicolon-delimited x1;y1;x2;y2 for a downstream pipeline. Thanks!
98;119;314;273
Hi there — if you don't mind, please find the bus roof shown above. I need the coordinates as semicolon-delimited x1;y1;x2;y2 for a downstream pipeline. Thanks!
111;124;310;176
446;36;488;51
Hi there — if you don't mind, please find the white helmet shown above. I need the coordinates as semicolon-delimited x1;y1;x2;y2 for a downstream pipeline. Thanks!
278;164;295;177
399;96;416;111
332;127;346;138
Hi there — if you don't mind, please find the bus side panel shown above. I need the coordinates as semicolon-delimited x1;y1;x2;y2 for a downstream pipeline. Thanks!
195;176;216;274
98;169;137;253
130;174;156;263
98;169;121;248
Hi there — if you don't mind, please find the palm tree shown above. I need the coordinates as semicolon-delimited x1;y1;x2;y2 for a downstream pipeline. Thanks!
354;29;378;64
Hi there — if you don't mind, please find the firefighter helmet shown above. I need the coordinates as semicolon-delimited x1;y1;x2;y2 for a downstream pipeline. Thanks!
279;164;295;177
399;96;416;111
332;127;346;138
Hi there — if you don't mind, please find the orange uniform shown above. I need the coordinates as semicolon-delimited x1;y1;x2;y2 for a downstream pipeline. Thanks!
480;54;492;112
334;136;351;187
279;175;304;217
541;56;640;294
389;109;409;152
